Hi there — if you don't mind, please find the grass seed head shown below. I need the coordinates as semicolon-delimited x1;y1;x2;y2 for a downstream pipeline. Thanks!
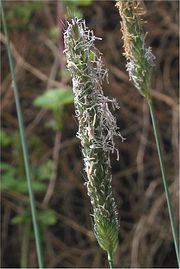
64;17;123;257
116;0;155;101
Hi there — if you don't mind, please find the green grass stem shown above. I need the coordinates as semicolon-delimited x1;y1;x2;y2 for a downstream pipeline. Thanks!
108;252;114;268
1;2;44;268
148;100;179;267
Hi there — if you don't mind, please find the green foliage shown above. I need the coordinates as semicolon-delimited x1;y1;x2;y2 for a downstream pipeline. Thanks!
67;0;92;6
34;88;73;131
64;0;92;18
1;161;47;193
33;160;53;181
1;131;56;230
2;4;44;265
38;210;57;226
7;1;43;22
1;163;16;188
0;130;12;146
49;0;92;40
75;0;92;6
11;208;57;226
28;135;46;163
34;88;73;110
1;130;53;194
1;128;56;228
1;131;44;191
49;26;59;42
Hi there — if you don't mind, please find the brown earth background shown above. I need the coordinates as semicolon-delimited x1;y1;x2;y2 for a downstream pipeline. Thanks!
1;0;179;268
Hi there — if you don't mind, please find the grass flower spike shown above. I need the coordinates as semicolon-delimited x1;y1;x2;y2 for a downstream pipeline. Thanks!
64;18;123;267
116;1;179;266
116;0;155;101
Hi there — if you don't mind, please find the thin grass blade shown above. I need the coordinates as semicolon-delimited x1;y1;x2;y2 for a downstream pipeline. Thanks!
1;2;44;267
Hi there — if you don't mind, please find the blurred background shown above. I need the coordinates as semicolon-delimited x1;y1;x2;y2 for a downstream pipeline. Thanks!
1;0;179;268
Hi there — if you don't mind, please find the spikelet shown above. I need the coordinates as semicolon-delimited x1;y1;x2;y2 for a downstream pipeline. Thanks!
116;0;155;101
64;18;123;258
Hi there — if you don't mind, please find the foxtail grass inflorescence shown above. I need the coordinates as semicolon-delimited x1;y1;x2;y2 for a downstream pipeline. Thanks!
116;0;155;102
64;18;123;267
116;0;180;266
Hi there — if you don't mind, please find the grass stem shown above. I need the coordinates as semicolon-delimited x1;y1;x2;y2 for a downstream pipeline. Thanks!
108;252;114;268
148;100;179;267
1;2;44;268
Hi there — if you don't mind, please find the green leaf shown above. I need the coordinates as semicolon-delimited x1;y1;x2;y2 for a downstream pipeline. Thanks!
65;0;92;7
14;2;43;21
32;181;46;192
11;213;29;225
11;214;25;224
1;162;17;191
17;180;46;193
0;130;11;146
33;88;73;110
1;176;17;190
64;0;92;19
35;160;53;181
77;0;92;6
1;162;16;173
49;26;59;41
1;161;46;193
11;209;31;224
11;208;58;226
44;119;59;131
38;210;58;226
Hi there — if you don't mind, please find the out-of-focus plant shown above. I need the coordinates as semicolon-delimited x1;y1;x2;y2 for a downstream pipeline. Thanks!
10;206;57;268
33;88;73;131
11;208;57;226
1;160;52;194
6;1;43;25
1;130;56;267
65;0;92;18
1;130;53;193
1;13;47;267
34;88;74;205
0;130;12;146
1;162;46;193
